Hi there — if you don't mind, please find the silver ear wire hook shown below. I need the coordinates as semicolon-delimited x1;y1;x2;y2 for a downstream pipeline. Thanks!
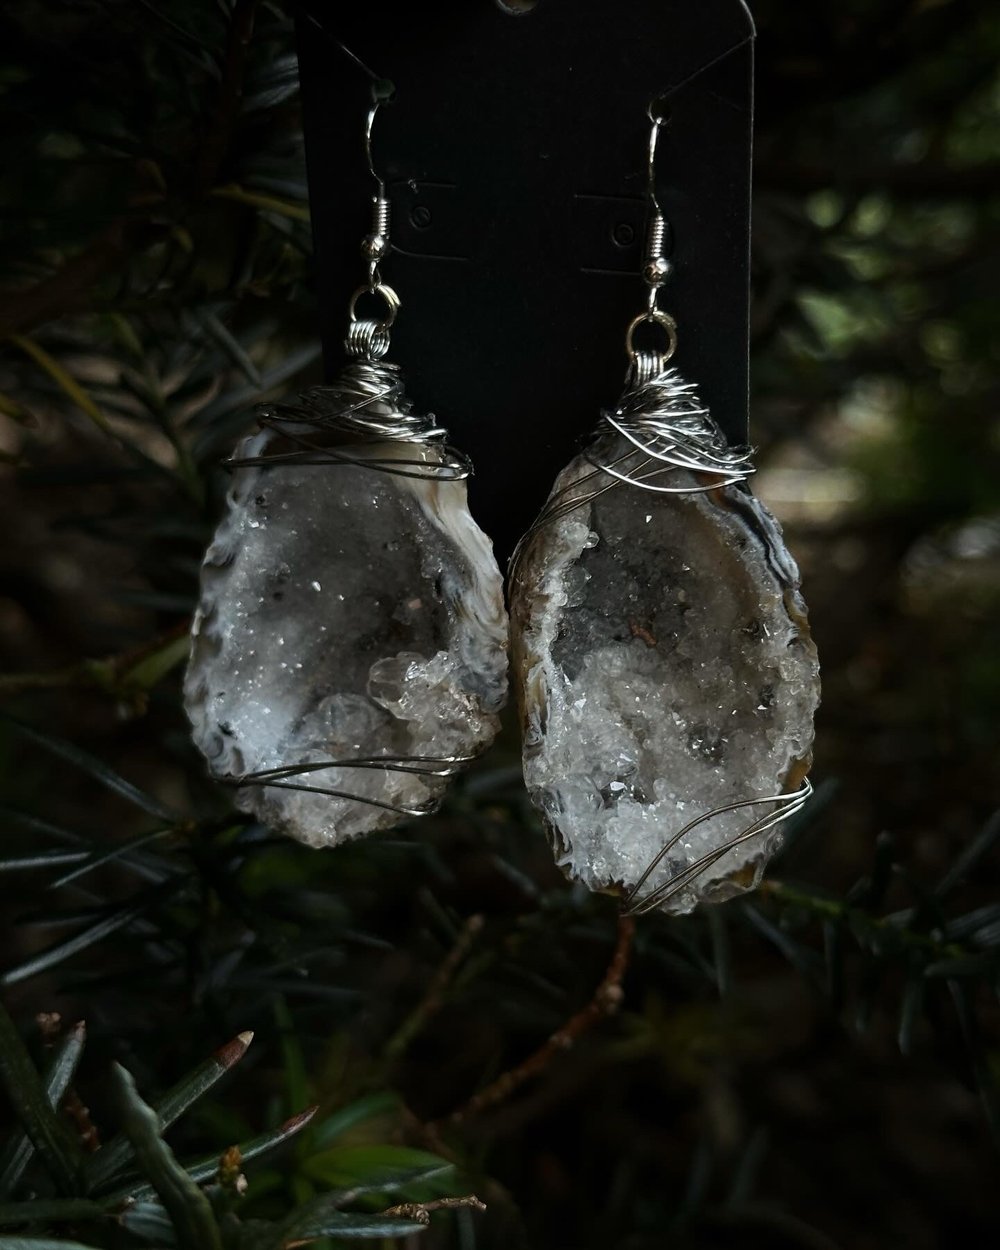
348;80;400;361
364;77;395;198
626;102;677;380
293;15;400;359
647;105;662;214
644;110;670;299
365;102;382;197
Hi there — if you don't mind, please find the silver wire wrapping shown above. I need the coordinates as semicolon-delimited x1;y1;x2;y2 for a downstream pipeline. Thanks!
202;359;487;814
225;360;472;483
513;367;755;562
223;753;474;818
624;779;814;915
511;365;815;914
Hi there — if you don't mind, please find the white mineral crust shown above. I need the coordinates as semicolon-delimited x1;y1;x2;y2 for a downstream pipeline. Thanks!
511;439;820;914
184;434;508;847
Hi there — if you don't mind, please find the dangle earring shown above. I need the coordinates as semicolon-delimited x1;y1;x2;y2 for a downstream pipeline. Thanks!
509;105;820;915
184;83;508;848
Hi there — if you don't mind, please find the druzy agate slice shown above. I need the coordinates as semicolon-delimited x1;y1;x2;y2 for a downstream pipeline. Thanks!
510;438;820;915
184;430;508;847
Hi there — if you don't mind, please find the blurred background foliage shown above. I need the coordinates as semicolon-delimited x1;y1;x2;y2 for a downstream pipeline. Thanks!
0;1;998;1248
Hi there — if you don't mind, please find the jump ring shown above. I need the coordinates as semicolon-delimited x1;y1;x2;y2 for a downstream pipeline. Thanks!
348;282;400;329
625;309;678;365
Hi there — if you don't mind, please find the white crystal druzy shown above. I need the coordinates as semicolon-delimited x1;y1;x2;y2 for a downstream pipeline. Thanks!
185;435;508;846
511;440;820;914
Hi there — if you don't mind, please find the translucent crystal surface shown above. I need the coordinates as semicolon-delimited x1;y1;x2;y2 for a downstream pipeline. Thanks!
511;438;820;914
185;436;508;847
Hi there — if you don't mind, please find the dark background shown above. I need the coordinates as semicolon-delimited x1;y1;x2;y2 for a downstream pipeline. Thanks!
0;2;998;1248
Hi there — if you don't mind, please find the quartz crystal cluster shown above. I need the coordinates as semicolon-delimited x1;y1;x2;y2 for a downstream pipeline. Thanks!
511;431;820;915
185;423;508;848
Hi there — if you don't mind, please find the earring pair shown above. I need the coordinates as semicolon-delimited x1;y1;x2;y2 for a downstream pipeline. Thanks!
184;89;820;916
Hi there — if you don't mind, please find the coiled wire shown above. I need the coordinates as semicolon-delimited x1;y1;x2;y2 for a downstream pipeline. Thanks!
227;752;475;818
227;359;471;482
623;778;814;915
513;367;755;563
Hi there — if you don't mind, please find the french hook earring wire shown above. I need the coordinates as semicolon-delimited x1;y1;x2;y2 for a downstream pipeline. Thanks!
344;82;400;362
623;105;679;386
344;82;401;361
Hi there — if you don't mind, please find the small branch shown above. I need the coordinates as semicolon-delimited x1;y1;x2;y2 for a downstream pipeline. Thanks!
197;0;259;189
0;666;99;697
0;222;127;340
64;1089;100;1154
439;914;635;1128
383;1195;487;1226
0;621;190;702
759;880;965;960
209;184;310;221
384;914;484;1063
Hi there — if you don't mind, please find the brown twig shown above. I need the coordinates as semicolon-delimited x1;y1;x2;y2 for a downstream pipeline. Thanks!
197;0;259;189
0;620;190;699
64;1088;100;1153
0;222;129;340
35;1011;63;1044
397;1105;530;1240
439;914;635;1128
383;1195;487;1226
384;914;484;1063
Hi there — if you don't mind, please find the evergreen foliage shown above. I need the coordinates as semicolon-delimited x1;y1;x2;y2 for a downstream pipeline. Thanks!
1;2;998;1247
